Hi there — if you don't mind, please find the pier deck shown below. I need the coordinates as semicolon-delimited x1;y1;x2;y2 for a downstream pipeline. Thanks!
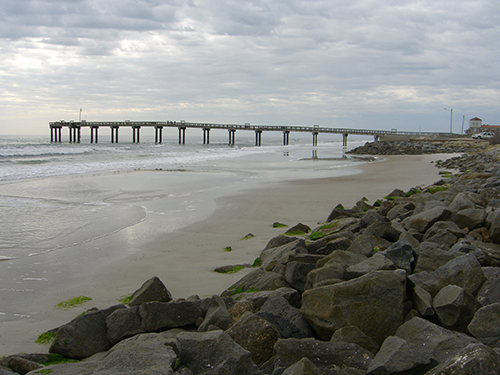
49;120;451;146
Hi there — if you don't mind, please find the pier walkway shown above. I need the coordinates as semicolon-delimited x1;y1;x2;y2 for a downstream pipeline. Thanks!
49;120;449;147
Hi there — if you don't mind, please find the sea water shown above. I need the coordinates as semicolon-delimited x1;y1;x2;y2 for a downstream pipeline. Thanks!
0;131;369;325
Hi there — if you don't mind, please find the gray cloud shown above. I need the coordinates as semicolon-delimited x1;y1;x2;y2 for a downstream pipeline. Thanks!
0;0;498;134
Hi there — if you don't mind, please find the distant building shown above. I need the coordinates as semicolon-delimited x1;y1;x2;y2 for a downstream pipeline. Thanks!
468;117;482;134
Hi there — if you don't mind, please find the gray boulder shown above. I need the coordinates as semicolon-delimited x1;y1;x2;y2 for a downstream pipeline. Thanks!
422;221;466;241
330;326;379;355
360;210;386;228
406;206;451;233
274;338;373;371
26;362;99;375
284;261;316;293
467;303;500;346
92;332;177;375
345;252;396;279
413;242;459;273
221;268;291;297
346;234;391;257
256;295;313;339
301;270;406;344
281;357;322;375
260;239;308;272
477;273;500;306
106;306;144;344
367;336;434;375
432;285;480;332
315;237;353;255
198;295;231;332
381;240;414;274
365;222;401;242
487;210;500;244
140;300;203;332
317;250;367;269
50;304;125;359
305;263;346;289
226;312;280;366
176;330;260;375
455;208;487;230
395;317;479;364
424;343;500;375
264;235;299;251
448;192;477;212
412;285;434;317
129;276;172;307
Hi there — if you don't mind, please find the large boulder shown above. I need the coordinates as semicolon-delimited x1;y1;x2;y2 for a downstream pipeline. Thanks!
259;239;308;272
284;261;316;293
50;304;125;359
366;336;435;375
301;270;406;344
455;208;487;230
406;206;451;233
424;343;500;375
413;242;459;273
476;273;500;306
487;210;500;244
140;300;202;332
330;326;379;355
226;312;280;366
106;306;145;344
256;295;313;339
281;357;322;375
395;317;479;364
92;332;177;375
25;362;99;375
197;295;231;332
380;240;414;274
345;252;396;279
221;268;291;297
128;276;172;307
432;285;480;332
274;338;373;372
467;303;500;346
175;330;260;375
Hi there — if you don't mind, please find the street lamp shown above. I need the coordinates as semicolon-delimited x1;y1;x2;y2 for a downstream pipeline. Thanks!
444;108;453;134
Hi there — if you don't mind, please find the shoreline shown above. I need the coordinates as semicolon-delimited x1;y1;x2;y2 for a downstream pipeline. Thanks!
0;153;451;356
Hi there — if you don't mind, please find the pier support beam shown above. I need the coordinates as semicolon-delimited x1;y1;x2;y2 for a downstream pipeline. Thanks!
132;126;141;143
69;126;81;143
283;131;290;145
228;129;236;145
255;130;262;146
203;128;211;144
312;132;318;146
178;127;186;144
90;126;99;143
155;126;163;144
50;126;63;142
111;126;119;143
342;133;348;148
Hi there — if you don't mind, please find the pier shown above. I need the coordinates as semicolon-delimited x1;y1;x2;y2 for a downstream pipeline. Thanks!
49;120;450;147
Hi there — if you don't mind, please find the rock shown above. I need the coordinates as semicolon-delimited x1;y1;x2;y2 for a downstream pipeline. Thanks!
395;317;479;364
346;234;390;257
106;306;145;344
315;237;352;255
467;303;500;346
256;295;313;339
284;261;316;293
487;210;500;244
264;235;299;251
432;285;480;332
285;223;311;234
260;239;308;272
380;240;414;274
360;210;386;228
412;285;434;317
92;332;177;375
221;268;291;297
50;304;126;359
226;312;280;366
139;300;203;332
476;273;500;306
5;357;42;375
198;295;231;332
424;343;500;375
176;330;260;375
448;192;477;212
330;326;379;355
345;252;396;279
367;336;434;375
422;220;466;241
305;263;345;289
386;188;406;198
424;230;459;250
455;208;487;230
406;206;451;233
26;362;99;375
413;242;459;273
281;357;322;375
129;276;172;307
301;270;406;344
365;222;402;242
434;253;486;296
316;250;367;269
448;239;478;254
274;338;373;371
229;287;301;313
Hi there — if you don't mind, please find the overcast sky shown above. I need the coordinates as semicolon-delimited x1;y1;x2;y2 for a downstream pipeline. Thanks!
0;0;499;135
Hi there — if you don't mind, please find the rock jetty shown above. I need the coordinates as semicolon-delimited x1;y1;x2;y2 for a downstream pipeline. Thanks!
2;143;500;375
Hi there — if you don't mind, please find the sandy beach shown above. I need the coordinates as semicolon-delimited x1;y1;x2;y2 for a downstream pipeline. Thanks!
0;153;453;356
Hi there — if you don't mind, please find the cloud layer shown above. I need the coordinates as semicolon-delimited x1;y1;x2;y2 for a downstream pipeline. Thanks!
1;0;499;134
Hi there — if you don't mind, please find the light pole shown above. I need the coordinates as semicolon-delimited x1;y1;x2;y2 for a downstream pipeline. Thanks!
444;108;453;134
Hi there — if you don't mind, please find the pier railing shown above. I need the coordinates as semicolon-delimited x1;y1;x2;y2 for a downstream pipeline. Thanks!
49;120;452;146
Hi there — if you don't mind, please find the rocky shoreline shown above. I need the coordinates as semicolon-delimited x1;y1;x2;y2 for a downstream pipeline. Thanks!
2;141;500;375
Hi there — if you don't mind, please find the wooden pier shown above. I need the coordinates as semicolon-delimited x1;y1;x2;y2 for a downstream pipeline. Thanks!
49;120;449;147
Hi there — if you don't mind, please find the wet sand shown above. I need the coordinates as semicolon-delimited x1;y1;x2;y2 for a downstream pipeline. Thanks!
0;153;452;356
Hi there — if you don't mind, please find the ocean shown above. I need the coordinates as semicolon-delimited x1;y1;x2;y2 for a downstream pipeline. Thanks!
0;130;369;330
